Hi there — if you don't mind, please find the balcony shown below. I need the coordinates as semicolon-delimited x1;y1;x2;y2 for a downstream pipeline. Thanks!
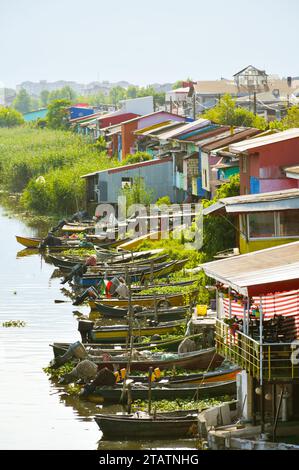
216;319;299;382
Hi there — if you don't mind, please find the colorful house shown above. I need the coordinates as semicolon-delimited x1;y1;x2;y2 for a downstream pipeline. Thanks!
229;128;299;195
69;104;94;120
201;242;299;432
104;111;187;161
22;108;47;122
203;188;299;254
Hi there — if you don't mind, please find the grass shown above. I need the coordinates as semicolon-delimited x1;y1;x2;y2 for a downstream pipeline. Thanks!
0;127;119;216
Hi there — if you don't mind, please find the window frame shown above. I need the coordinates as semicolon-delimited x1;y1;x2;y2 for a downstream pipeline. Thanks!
246;210;299;240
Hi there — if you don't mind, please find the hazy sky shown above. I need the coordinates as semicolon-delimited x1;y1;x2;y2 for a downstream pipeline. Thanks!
1;0;298;88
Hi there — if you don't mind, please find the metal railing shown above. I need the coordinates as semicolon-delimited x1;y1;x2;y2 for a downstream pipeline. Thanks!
215;319;299;381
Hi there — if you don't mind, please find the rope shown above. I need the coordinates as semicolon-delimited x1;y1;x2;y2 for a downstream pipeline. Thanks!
191;349;218;402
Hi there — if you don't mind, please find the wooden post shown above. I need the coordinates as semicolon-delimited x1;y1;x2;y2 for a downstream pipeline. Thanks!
150;259;154;284
252;377;257;426
127;382;132;414
259;296;264;433
148;367;153;415
253;91;257;115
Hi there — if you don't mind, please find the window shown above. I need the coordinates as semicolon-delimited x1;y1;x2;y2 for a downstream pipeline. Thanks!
279;210;299;237
247;210;299;239
121;177;133;189
248;212;275;238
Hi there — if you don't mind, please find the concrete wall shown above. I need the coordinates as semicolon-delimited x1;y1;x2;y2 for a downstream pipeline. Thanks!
120;96;154;115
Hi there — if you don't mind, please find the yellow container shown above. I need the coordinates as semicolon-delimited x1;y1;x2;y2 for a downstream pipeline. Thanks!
120;368;127;379
154;367;161;379
196;305;207;317
114;371;120;383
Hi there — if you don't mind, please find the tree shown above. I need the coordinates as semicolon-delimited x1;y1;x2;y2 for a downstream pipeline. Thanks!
123;151;152;165
127;85;138;99
120;176;154;209
203;94;267;130
40;90;50;107
88;91;108;106
270;106;299;131
202;174;240;259
0;106;24;127
13;89;32;114
172;77;193;90
48;86;77;103
46;99;71;130
109;86;127;106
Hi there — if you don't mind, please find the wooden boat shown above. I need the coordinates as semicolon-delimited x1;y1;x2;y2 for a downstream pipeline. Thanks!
79;259;188;287
48;249;166;270
89;289;199;310
16;235;41;248
93;303;189;320
95;410;200;440
51;333;203;358
82;380;236;404
87;348;223;371
128;366;241;386
78;319;185;344
61;223;95;233
52;254;168;273
131;279;195;293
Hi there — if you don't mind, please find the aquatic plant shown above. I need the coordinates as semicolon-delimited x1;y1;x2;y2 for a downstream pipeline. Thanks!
2;320;26;327
131;396;232;413
0;128;119;215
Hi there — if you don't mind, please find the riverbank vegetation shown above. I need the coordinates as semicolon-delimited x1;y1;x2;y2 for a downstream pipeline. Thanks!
0;127;118;215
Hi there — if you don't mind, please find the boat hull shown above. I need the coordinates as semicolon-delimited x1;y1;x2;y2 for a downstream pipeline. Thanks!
88;348;224;371
84;380;236;404
95;412;199;440
89;290;198;310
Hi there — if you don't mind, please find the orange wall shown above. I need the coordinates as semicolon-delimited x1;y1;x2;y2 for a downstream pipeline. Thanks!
121;121;138;160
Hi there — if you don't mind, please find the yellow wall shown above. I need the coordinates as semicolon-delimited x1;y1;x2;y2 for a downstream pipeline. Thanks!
239;236;299;254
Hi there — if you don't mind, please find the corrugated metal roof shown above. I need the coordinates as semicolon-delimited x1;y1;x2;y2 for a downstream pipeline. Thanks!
135;121;185;137
154;118;210;141
284;165;299;175
229;128;299;154
194;80;238;95
81;157;172;178
201;241;299;295
201;127;260;152
203;188;299;215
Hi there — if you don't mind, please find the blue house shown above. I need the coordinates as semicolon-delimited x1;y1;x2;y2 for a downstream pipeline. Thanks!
81;158;184;212
23;108;47;122
69;106;94;120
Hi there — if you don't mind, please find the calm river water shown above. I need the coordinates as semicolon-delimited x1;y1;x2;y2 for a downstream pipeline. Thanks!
0;206;197;450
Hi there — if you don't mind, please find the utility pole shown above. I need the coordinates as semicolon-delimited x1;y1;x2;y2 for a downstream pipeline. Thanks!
253;91;257;115
193;92;196;120
170;96;173;114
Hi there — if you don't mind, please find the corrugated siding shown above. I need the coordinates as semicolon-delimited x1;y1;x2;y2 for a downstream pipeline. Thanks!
250;176;260;194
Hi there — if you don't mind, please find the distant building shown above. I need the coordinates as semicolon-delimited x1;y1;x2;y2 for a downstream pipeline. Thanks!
22;108;47;122
233;65;268;92
68;104;94;120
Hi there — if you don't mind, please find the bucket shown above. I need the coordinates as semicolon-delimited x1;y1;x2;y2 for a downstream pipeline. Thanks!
69;341;88;359
196;304;207;317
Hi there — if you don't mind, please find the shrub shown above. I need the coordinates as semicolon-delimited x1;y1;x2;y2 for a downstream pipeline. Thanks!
123;151;152;165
